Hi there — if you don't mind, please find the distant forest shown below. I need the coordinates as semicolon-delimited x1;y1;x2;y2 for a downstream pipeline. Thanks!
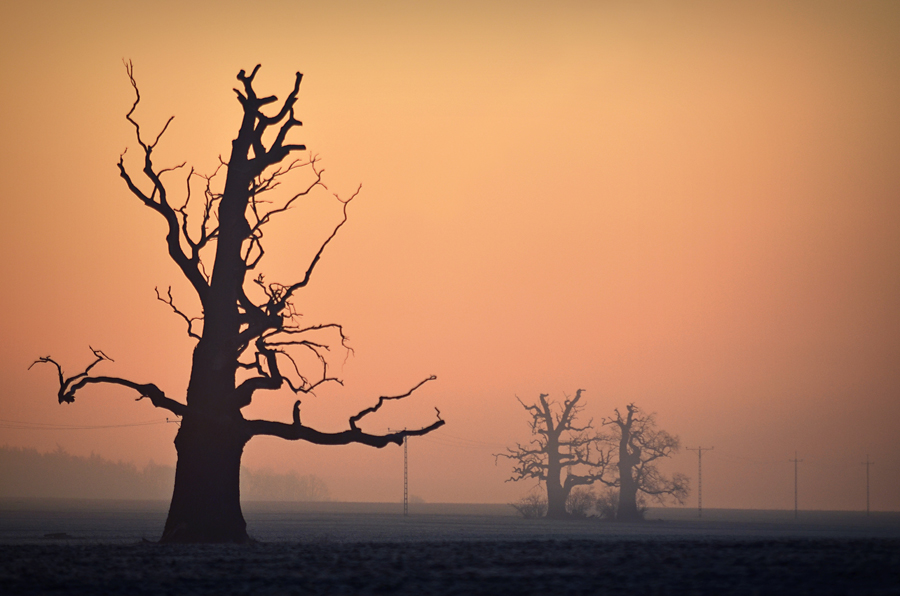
0;445;329;501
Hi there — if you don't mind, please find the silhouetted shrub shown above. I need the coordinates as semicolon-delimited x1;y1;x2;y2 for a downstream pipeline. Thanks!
566;486;597;518
594;488;649;520
595;488;618;520
510;492;548;519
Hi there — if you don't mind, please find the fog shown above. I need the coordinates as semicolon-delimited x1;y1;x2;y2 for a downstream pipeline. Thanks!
0;446;329;502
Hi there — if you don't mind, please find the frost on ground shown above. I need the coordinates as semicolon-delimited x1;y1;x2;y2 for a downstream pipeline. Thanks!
2;538;899;596
2;503;899;595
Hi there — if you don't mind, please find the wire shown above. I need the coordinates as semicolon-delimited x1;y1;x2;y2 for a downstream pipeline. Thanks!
418;436;489;450
704;450;864;471
715;451;787;466
438;432;509;448
0;418;171;431
417;431;512;450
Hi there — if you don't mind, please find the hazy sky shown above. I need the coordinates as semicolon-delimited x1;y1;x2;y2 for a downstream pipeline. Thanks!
1;0;898;511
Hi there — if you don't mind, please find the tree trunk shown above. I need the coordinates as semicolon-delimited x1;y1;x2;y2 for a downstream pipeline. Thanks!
161;417;250;543
546;485;569;519
545;460;569;519
616;466;640;521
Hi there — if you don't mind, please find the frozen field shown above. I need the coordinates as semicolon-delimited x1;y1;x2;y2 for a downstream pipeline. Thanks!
1;499;898;594
1;499;897;543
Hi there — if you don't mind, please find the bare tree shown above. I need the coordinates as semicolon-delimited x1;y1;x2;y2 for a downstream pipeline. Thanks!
31;63;444;543
497;390;611;519
602;404;688;521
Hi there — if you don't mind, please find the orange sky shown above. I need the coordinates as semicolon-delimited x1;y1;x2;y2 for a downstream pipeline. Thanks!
1;0;899;511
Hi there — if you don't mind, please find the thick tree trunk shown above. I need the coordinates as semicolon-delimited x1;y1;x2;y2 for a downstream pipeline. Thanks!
160;417;250;543
615;409;642;522
545;458;569;519
616;467;641;521
546;483;569;519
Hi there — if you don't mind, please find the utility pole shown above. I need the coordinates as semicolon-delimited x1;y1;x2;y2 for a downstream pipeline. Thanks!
403;435;409;517
862;455;874;516
687;446;714;518
389;429;410;517
789;451;803;519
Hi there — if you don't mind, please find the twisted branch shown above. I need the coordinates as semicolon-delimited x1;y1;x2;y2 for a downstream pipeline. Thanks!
118;60;210;305
246;376;443;446
155;286;202;340
30;348;187;416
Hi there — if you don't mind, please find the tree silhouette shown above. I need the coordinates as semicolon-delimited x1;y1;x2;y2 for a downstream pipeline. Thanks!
497;390;611;519
32;63;444;543
602;403;688;521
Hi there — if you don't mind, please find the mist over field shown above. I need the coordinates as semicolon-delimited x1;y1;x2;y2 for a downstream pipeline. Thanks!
0;446;329;502
2;498;899;595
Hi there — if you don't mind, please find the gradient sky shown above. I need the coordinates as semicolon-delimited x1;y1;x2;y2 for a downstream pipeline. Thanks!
1;0;898;511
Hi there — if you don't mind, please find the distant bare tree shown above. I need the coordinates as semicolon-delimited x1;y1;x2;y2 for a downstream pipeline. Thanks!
497;390;612;519
602;404;688;521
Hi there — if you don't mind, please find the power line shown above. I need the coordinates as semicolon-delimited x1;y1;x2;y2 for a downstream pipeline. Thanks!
789;451;803;519
687;446;714;518
715;452;788;466
418;432;508;449
0;418;170;431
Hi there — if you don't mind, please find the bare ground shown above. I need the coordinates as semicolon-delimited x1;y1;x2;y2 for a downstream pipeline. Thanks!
1;538;899;595
1;502;898;595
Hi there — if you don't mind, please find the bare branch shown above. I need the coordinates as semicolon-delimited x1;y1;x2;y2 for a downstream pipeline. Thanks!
30;348;186;416
260;72;302;126
274;185;360;312
155;286;202;340
246;155;324;240
245;415;444;447
243;373;444;447
348;376;436;430
118;61;210;305
246;389;444;447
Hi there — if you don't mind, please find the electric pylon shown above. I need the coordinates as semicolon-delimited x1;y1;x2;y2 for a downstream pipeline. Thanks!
403;435;409;516
687;446;714;518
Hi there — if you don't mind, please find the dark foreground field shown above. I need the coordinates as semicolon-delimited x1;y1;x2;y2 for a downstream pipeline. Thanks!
2;538;900;595
1;501;898;595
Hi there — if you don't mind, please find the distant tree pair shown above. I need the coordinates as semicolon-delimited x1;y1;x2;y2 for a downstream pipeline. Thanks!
498;390;689;521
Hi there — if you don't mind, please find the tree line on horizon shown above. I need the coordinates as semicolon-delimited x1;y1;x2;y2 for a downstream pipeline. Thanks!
0;445;329;502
